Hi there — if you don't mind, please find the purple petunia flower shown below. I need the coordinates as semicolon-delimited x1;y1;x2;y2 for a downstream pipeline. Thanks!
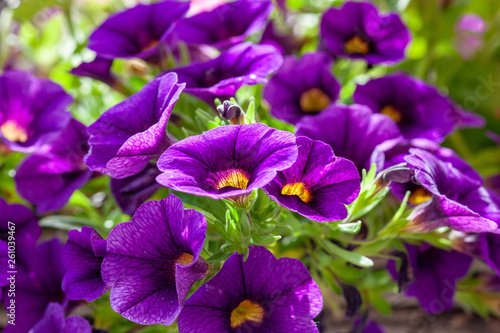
0;70;73;153
15;119;93;214
404;149;499;233
85;73;184;179
170;0;273;50
0;198;41;287
296;104;402;171
110;163;162;215
62;227;108;302
320;1;410;64
353;316;386;333
389;243;472;314
30;302;91;333
163;42;283;105
353;73;484;142
263;52;341;125
70;56;126;94
156;123;298;201
87;0;190;62
101;195;209;325
177;246;323;333
264;136;360;222
3;238;71;333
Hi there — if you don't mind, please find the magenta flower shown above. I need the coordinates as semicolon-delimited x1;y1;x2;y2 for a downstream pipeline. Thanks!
178;246;323;332
264;137;360;222
101;195;209;325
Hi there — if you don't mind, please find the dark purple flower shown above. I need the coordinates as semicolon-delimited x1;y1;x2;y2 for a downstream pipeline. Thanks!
14;119;93;214
263;136;360;222
177;246;323;333
170;0;273;50
454;14;487;60
388;243;472;314
30;302;91;333
296;104;402;171
3;238;70;333
0;198;41;287
85;73;184;179
352;317;386;333
110;163;162;215
70;56;126;93
87;0;190;62
0;70;73;153
101;195;209;325
62;227;107;302
320;1;410;64
156;123;298;200
263;52;340;124
404;149;499;233
163;42;283;105
353;73;484;142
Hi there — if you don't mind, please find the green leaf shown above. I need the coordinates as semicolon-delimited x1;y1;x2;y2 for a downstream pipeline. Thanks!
39;215;100;231
205;251;231;263
316;238;373;268
337;221;362;234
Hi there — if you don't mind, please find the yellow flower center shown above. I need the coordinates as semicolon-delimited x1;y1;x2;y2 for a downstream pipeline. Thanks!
230;299;265;328
0;121;28;143
409;187;433;205
344;35;370;55
299;88;331;113
215;169;250;190
381;105;403;123
175;253;194;266
281;182;313;203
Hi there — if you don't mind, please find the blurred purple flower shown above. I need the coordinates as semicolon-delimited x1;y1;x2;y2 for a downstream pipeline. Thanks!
101;195;209;325
320;1;410;64
0;70;73;153
87;0;190;63
170;0;273;50
85;73;184;179
15;119;93;214
353;73;484;142
454;14;488;60
296;104;402;171
388;243;472;314
163;42;283;105
264;136;360;222
62;227;108;302
70;56;127;94
156;123;298;200
30;302;91;333
260;20;306;55
263;52;340;124
177;246;323;332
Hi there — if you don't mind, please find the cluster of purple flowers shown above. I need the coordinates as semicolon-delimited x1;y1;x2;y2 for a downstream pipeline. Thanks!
1;0;499;332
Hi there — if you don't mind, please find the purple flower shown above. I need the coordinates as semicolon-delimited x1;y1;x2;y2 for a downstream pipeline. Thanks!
0;198;41;287
0;70;73;153
3;238;71;333
170;0;273;50
14;119;93;214
62;227;107;302
263;136;360;222
263;52;341;124
454;14;487;60
70;56;125;93
389;243;472;314
320;1;410;64
30;302;91;333
85;73;184;178
296;104;402;171
353;73;484;142
101;195;209;325
156;123;298;200
87;0;190;62
177;246;323;333
110;163;162;215
353;317;386;333
404;149;499;233
164;42;283;105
